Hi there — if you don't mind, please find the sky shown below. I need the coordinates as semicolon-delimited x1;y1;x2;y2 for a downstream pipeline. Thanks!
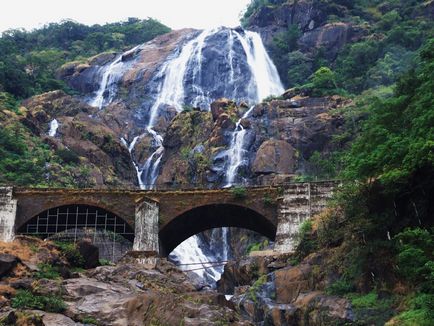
0;0;252;33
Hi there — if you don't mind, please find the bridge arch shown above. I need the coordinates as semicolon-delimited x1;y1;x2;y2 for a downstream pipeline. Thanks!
159;203;276;256
16;204;135;242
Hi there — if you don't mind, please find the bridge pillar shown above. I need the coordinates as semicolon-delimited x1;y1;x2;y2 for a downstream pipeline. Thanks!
0;187;17;242
274;183;312;253
133;200;159;254
274;182;335;253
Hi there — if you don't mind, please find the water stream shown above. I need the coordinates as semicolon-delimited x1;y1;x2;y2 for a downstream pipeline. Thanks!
48;119;59;137
90;45;142;110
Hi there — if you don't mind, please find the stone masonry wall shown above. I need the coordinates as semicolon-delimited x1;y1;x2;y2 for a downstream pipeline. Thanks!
0;187;17;242
274;181;337;253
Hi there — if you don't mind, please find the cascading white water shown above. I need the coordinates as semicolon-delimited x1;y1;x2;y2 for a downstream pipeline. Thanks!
134;29;215;190
224;106;256;187
48;119;59;137
233;30;284;103
90;45;141;110
169;235;221;283
91;27;284;284
224;31;284;186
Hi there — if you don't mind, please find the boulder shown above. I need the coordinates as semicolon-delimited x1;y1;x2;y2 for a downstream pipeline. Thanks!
210;98;235;121
275;264;312;303
77;240;99;269
294;292;354;325
0;254;18;278
32;278;63;296
239;118;251;129
252;140;296;175
42;313;80;326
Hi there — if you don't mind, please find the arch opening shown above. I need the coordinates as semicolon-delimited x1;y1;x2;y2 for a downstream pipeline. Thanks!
17;204;135;262
159;203;276;257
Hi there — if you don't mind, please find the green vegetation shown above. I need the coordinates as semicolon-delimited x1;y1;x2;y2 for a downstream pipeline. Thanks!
0;125;51;186
99;258;113;266
231;186;247;199
395;294;434;326
0;18;170;100
0;122;98;188
35;263;61;280
246;239;269;254
292;38;434;324
248;274;267;303
55;241;85;267
11;290;66;313
81;316;99;325
243;0;433;95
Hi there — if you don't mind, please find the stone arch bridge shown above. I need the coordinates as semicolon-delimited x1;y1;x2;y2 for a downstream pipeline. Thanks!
0;182;337;255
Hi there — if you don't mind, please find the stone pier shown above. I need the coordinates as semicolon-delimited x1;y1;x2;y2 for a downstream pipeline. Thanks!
0;187;17;242
274;181;337;253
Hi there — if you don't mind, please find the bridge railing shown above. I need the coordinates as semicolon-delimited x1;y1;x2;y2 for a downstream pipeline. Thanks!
6;179;341;193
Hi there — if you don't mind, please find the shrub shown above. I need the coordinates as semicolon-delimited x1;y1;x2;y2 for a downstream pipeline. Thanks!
246;239;270;254
11;290;66;313
35;263;61;279
81;316;98;325
395;294;434;326
325;279;355;296
231;186;247;199
55;241;85;267
394;228;434;291
99;259;112;266
263;195;275;206
55;148;80;165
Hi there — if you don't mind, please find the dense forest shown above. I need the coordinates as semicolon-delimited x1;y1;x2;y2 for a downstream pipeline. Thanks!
241;1;434;325
0;18;170;99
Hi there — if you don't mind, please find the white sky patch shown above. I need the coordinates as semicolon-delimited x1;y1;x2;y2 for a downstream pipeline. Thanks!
0;0;252;33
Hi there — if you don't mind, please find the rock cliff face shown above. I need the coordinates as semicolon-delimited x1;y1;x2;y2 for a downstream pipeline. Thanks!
243;0;367;85
156;95;348;187
218;252;355;325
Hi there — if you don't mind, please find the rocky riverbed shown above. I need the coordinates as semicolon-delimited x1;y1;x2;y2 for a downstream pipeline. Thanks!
0;236;358;326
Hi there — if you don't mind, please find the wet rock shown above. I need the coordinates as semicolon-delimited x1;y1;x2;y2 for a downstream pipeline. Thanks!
239;118;251;129
252;140;296;175
77;239;99;269
0;254;18;278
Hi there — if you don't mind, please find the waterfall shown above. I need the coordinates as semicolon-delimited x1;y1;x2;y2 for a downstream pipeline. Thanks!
89;45;141;110
224;31;284;186
233;30;284;102
90;27;284;284
224;106;256;187
169;235;222;284
48;119;59;137
133;29;214;189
